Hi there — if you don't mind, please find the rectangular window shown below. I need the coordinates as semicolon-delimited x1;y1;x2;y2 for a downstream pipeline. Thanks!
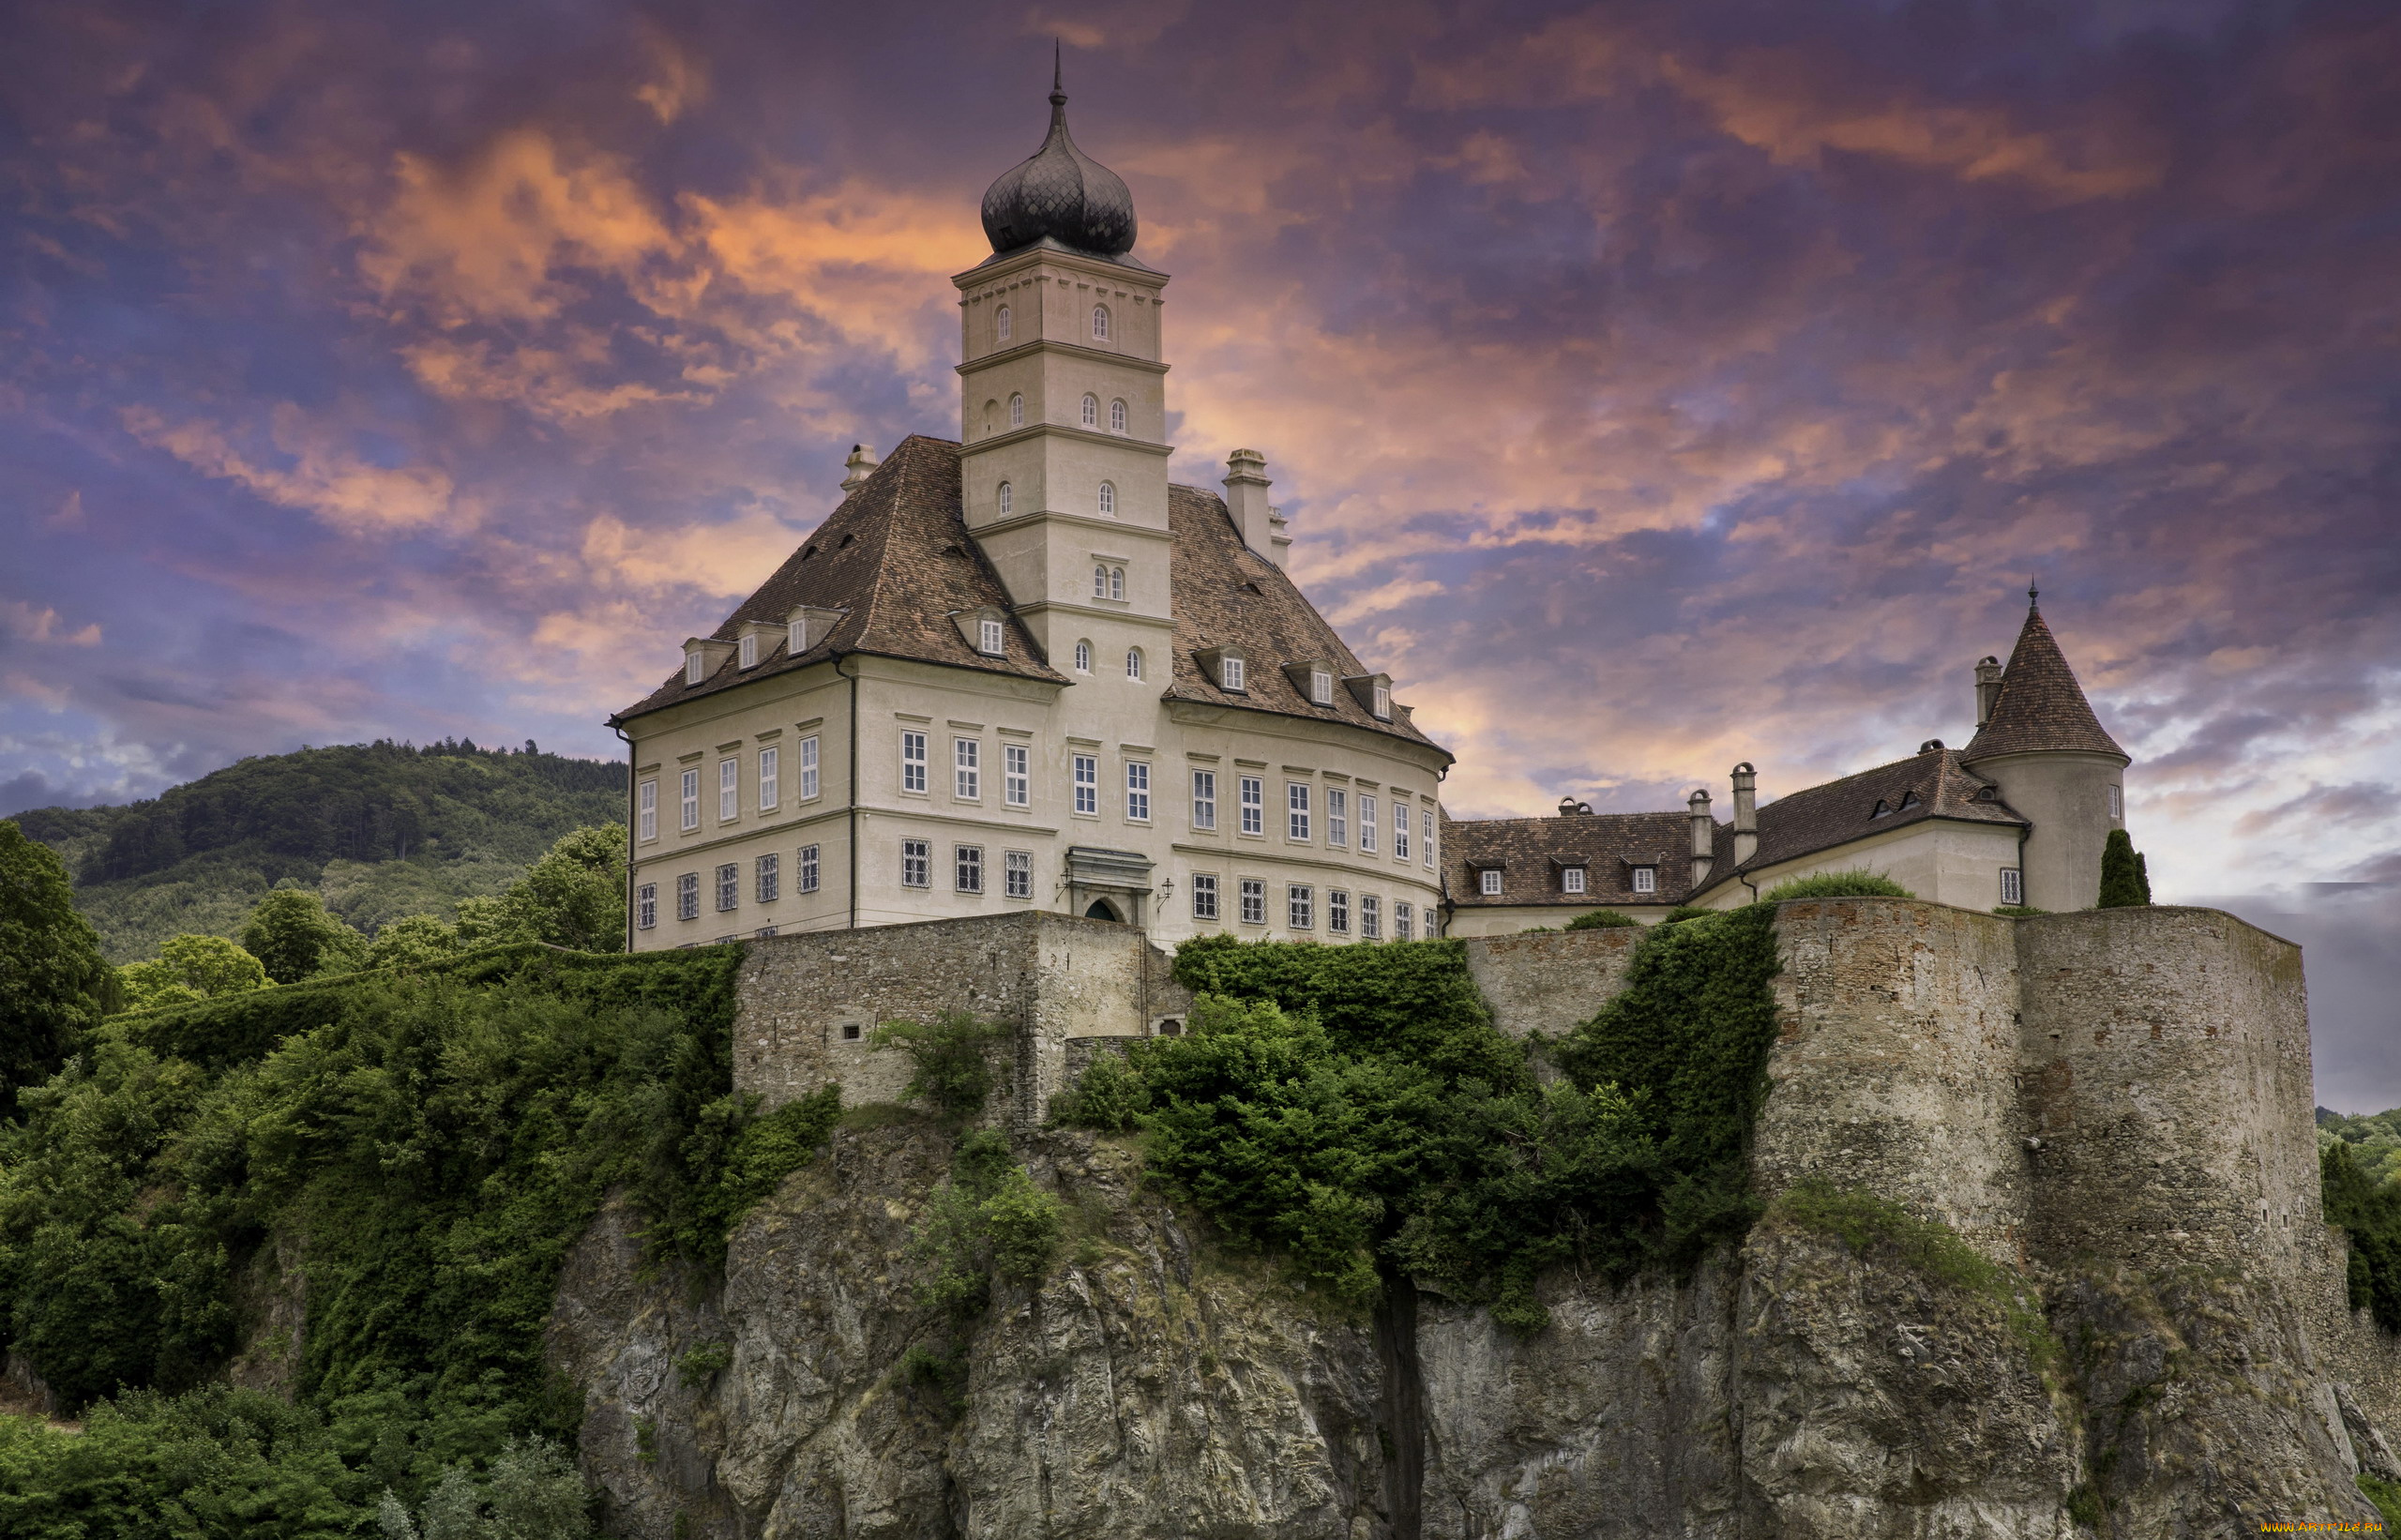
1222;656;1246;691
799;844;821;894
956;844;984;894
1004;850;1032;899
680;768;700;832
2001;868;2023;906
1632;866;1657;895
1359;795;1378;853
2107;785;2122;820
1288;782;1311;841
1310;669;1333;705
1238;878;1267;926
757;852;780;902
1395;901;1413;941
901;838;930;888
799;735;820;800
980;617;1004;655
1191;769;1216;831
759;746;779;811
1004;743;1030;807
719;759;738;822
756;926;778;939
637;882;657;929
1192;873;1220;920
1393;802;1411;861
955;737;980;800
715;862;739;912
1480;868;1503;896
1372;684;1391;718
676;872;699;921
638;779;657;841
901;731;928;793
1125;762;1151;822
1328;888;1351;934
739;633;758;669
1073;754;1098;814
1327;788;1347;848
1239;776;1263;836
1423;809;1436;868
1360;894;1382;940
1563;867;1586;894
1288;884;1313;930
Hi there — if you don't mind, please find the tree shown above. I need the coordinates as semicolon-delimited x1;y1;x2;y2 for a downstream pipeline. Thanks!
2097;829;2152;908
493;824;627;951
0;820;113;1114
119;935;269;1012
239;887;367;984
366;913;462;970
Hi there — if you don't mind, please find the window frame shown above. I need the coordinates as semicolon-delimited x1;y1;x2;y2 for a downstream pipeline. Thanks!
639;778;657;841
1125;645;1142;680
2001;867;2024;906
1074;640;1092;672
901;838;930;888
1092;304;1110;340
1191;769;1216;831
1125;761;1151;822
757;852;780;904
1423;809;1436;868
676;871;700;921
1562;867;1585;895
954;736;980;801
998;481;1013;517
758;746;779;811
1110;398;1126;433
789;617;807;656
1480;868;1503;897
1359;794;1378;853
637;882;657;930
1327;787;1347;847
715;862;739;913
1098;481;1115;516
1632;866;1657;895
686;652;705;686
900;730;928;794
799;844;821;894
680;768;700;832
1073;754;1098;816
996;304;1012;342
955;844;984;895
1004;743;1030;808
1395;901;1413;941
1239;776;1264;837
1081;393;1098;428
799;735;820;801
1372;683;1391;719
719;759;739;822
1393;802;1411;861
1328;888;1350;934
978;617;1004;656
1287;781;1311;841
1287;883;1314;930
738;633;758;669
1359;893;1381;940
1191;872;1220;920
1009;393;1024;428
1004;849;1033;899
1221;655;1245;692
1238;878;1267;926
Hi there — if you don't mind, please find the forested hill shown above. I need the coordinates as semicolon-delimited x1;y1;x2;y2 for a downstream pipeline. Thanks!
12;739;624;961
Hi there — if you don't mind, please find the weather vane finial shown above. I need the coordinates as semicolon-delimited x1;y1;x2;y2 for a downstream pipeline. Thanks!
1051;39;1065;104
2028;575;2040;611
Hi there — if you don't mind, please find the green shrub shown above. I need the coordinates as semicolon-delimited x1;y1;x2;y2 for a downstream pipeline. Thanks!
981;1168;1064;1287
906;1133;1064;1311
873;1011;1010;1122
1992;904;2050;917
2097;829;2152;908
2065;1484;2105;1528
1049;1049;1149;1132
1657;905;1716;925
1563;910;1639;929
676;1342;732;1389
1759;869;1914;902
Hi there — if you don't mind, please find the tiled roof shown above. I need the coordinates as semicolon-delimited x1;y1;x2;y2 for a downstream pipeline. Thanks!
1692;744;2027;897
614;436;1065;723
1442;810;1696;909
1161;483;1444;754
1962;604;2126;762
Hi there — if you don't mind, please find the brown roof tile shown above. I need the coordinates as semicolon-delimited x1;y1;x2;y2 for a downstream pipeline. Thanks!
1962;603;2126;762
1442;809;1695;909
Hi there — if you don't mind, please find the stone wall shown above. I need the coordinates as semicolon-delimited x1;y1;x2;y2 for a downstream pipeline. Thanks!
1457;927;1644;1039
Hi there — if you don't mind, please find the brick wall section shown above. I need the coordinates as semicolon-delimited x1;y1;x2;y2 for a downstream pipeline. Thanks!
1458;929;1645;1040
2015;906;2316;1275
1753;899;2031;1262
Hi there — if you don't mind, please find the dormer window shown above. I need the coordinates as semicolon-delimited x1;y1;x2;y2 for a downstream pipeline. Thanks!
997;482;1013;517
1092;304;1110;340
1082;394;1098;428
788;618;806;656
996;305;1011;342
1480;868;1503;896
1898;790;1921;810
1632;866;1657;895
738;634;758;669
978;618;1004;656
1563;866;1586;894
1098;481;1116;516
1871;799;1892;817
1310;669;1333;705
1110;399;1126;432
1221;655;1246;692
1372;685;1391;719
1009;394;1024;429
686;652;705;686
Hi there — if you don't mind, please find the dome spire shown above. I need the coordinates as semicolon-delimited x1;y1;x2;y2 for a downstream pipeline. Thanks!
979;53;1138;260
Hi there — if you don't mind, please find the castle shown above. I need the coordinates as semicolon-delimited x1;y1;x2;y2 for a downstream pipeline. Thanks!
612;78;2132;952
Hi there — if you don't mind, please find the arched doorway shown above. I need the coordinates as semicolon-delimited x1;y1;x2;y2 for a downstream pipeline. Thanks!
1083;898;1124;922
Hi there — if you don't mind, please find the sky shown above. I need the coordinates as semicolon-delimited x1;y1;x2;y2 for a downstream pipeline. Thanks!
4;1;2397;1096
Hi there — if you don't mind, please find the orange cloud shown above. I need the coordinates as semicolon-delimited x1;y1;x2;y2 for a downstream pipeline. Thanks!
123;405;458;536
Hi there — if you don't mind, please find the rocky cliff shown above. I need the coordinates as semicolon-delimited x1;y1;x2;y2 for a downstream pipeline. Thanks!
547;1114;2393;1538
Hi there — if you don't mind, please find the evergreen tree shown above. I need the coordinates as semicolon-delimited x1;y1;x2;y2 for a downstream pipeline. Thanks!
0;820;113;1115
2097;828;2151;908
239;887;368;984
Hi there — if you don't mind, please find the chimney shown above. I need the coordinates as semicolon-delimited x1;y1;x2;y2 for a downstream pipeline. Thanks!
841;443;881;493
1687;788;1714;888
1730;762;1758;867
1223;449;1292;568
1974;656;2004;727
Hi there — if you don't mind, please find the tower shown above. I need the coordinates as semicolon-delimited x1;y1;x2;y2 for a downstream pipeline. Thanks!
953;63;1175;673
1959;589;2129;912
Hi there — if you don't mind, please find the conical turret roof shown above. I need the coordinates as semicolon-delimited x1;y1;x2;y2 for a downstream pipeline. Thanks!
979;60;1137;260
1962;595;2126;763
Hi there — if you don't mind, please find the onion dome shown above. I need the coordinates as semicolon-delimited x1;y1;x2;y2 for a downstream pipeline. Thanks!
980;59;1137;260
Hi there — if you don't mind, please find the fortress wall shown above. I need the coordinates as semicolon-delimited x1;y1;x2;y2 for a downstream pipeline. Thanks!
1458;928;1646;1040
1750;898;2030;1261
2015;906;2316;1273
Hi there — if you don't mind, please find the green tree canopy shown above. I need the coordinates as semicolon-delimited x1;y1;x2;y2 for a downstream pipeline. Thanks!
0;820;113;1115
240;886;368;984
2097;828;2152;908
118;934;270;1013
366;913;464;971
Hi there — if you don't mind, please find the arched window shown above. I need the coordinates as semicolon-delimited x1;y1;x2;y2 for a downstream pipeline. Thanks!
1125;646;1143;680
1092;304;1110;340
1008;394;1024;429
1110;399;1126;433
1074;640;1092;672
997;482;1013;517
1097;481;1116;516
996;305;1012;342
1094;565;1110;598
1110;566;1125;600
1081;394;1098;429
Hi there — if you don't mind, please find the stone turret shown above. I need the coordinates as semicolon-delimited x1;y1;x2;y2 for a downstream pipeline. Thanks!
841;444;880;493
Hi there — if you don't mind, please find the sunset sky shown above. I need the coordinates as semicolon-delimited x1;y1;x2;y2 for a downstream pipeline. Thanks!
5;3;2397;1093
